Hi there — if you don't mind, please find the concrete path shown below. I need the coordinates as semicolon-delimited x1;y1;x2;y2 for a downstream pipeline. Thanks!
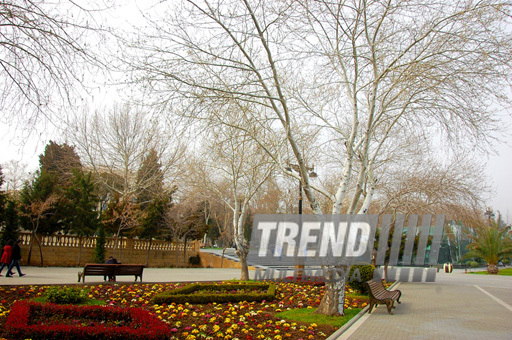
0;266;244;285
334;270;512;340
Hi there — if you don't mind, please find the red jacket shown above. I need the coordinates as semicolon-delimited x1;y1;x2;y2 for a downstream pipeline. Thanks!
1;245;13;264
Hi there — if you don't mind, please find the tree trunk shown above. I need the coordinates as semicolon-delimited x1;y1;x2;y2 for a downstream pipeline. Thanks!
36;234;44;267
27;232;35;265
487;263;498;274
237;247;249;281
314;265;347;315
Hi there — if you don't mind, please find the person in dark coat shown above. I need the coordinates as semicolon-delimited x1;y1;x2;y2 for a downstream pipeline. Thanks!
0;240;14;276
104;256;119;281
6;240;25;277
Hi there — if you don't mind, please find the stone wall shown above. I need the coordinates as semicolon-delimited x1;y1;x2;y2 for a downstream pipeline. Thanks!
16;233;200;268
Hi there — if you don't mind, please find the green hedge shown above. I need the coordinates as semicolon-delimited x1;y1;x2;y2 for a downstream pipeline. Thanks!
151;283;276;305
43;287;90;305
347;264;375;294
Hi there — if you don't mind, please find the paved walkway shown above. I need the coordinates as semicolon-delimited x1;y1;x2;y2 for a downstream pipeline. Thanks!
0;266;244;285
334;270;512;340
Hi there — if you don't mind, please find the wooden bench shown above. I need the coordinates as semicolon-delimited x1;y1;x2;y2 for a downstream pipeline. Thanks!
365;280;402;314
78;264;144;283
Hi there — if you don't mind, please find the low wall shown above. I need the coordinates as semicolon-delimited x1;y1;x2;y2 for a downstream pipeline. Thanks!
199;252;242;269
16;233;200;268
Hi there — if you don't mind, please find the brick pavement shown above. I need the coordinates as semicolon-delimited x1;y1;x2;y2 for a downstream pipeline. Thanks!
334;278;512;340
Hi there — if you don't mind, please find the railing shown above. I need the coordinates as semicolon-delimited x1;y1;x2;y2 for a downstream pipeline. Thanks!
18;232;199;252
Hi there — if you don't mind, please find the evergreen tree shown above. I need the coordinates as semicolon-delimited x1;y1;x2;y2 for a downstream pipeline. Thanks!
138;196;169;240
0;167;20;249
39;141;82;188
20;141;84;235
65;171;100;237
0;200;20;250
136;148;164;207
93;224;106;263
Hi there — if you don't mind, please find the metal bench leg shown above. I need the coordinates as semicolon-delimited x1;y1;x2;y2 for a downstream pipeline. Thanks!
368;300;375;314
386;300;394;314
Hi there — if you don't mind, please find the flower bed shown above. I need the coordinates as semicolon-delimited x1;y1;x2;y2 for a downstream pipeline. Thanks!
0;282;368;340
6;300;171;340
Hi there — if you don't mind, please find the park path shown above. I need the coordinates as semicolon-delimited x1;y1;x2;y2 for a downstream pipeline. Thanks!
333;271;512;340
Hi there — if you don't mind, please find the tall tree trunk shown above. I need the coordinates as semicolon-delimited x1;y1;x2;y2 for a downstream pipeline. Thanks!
237;247;249;281
315;265;348;315
27;231;35;265
35;234;44;267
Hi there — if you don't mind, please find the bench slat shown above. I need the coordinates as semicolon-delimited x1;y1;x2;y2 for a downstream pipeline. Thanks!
365;280;402;315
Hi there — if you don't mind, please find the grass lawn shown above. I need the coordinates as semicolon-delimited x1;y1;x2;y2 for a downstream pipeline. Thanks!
276;307;362;328
31;296;106;305
468;267;512;276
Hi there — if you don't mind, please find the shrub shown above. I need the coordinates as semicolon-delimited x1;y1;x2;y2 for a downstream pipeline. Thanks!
44;287;89;305
470;261;479;268
347;264;375;294
466;260;473;266
151;282;276;305
6;300;171;339
188;255;201;266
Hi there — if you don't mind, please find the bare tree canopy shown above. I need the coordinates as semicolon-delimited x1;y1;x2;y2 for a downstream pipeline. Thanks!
126;0;511;214
0;0;105;127
67;103;185;199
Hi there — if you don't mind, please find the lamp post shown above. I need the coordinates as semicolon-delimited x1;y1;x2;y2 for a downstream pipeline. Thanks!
286;164;317;278
484;207;495;225
286;164;317;214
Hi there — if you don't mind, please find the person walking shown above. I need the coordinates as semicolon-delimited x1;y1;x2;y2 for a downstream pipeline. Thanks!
0;240;14;276
6;240;25;277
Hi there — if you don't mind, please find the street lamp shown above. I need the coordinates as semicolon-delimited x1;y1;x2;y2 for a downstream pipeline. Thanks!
484;207;495;225
285;164;317;277
285;164;317;214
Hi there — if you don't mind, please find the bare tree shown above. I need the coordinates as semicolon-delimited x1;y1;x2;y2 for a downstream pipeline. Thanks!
184;119;276;280
164;197;207;266
23;193;58;266
101;193;142;261
0;160;31;194
0;0;106;127
377;156;490;217
126;0;512;315
67;103;185;200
